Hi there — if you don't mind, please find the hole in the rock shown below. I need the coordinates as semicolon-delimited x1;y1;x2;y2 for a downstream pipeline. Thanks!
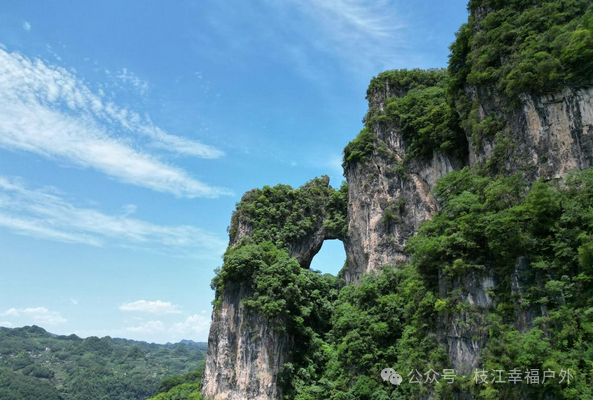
309;239;346;276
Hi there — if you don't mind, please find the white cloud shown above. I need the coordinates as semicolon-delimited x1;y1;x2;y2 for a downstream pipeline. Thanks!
70;299;79;305
2;307;67;325
0;321;14;327
115;68;149;95
2;308;19;317
23;22;31;31
169;314;210;337
120;300;182;315
0;176;227;255
298;0;409;71
261;0;411;75
74;313;211;343
0;49;229;197
124;314;210;340
45;44;62;61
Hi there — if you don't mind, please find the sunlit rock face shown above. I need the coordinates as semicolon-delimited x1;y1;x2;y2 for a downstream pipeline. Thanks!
201;282;289;400
343;80;463;282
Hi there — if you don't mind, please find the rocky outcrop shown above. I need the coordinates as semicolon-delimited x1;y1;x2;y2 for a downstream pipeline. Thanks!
202;282;289;400
465;85;593;179
202;33;593;398
343;87;464;281
446;83;593;377
201;177;346;400
202;78;593;398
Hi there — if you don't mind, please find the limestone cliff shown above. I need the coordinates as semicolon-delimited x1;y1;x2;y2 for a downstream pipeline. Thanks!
201;282;289;400
202;1;593;398
343;74;465;282
202;80;593;400
463;84;593;179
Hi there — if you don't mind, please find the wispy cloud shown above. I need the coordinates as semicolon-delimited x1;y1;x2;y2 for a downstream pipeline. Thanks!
292;0;409;71
238;0;411;76
0;176;227;256
122;204;138;215
22;21;31;31
1;307;67;325
125;320;165;334
115;68;149;95
303;0;405;40
120;300;182;315
0;49;229;197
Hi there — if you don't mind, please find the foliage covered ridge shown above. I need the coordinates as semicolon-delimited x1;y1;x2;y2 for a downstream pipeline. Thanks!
227;176;348;248
203;1;593;399
343;69;468;168
345;0;593;171
209;177;348;398
451;0;593;98
447;0;593;166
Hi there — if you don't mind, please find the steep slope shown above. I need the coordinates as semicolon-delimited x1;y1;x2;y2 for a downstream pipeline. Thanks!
343;69;466;281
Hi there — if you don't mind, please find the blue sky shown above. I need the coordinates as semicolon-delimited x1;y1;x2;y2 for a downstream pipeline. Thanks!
0;0;468;343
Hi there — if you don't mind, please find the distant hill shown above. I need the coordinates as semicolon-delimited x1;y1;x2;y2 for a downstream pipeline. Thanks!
0;325;206;400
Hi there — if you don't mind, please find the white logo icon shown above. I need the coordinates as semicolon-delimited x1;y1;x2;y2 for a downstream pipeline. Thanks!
381;368;402;385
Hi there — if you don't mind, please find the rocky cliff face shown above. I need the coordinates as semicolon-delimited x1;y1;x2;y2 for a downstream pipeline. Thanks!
202;1;593;393
202;282;289;400
446;82;593;380
465;85;593;179
444;84;593;378
202;77;593;399
343;81;464;282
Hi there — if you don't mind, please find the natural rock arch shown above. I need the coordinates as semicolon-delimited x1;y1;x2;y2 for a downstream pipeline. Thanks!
202;176;350;400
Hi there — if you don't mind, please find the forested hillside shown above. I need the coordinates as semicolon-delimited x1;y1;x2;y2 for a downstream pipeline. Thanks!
0;325;206;400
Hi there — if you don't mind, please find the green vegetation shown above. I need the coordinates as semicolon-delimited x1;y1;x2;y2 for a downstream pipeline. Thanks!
343;69;468;168
212;242;341;399
380;83;467;160
408;167;593;399
0;326;206;400
366;68;448;97
342;127;375;167
227;177;348;248
212;240;341;397
207;2;593;398
0;367;61;400
292;264;445;400
287;167;593;400
148;367;205;400
344;1;593;170
447;0;593;153
453;0;593;99
213;177;347;398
